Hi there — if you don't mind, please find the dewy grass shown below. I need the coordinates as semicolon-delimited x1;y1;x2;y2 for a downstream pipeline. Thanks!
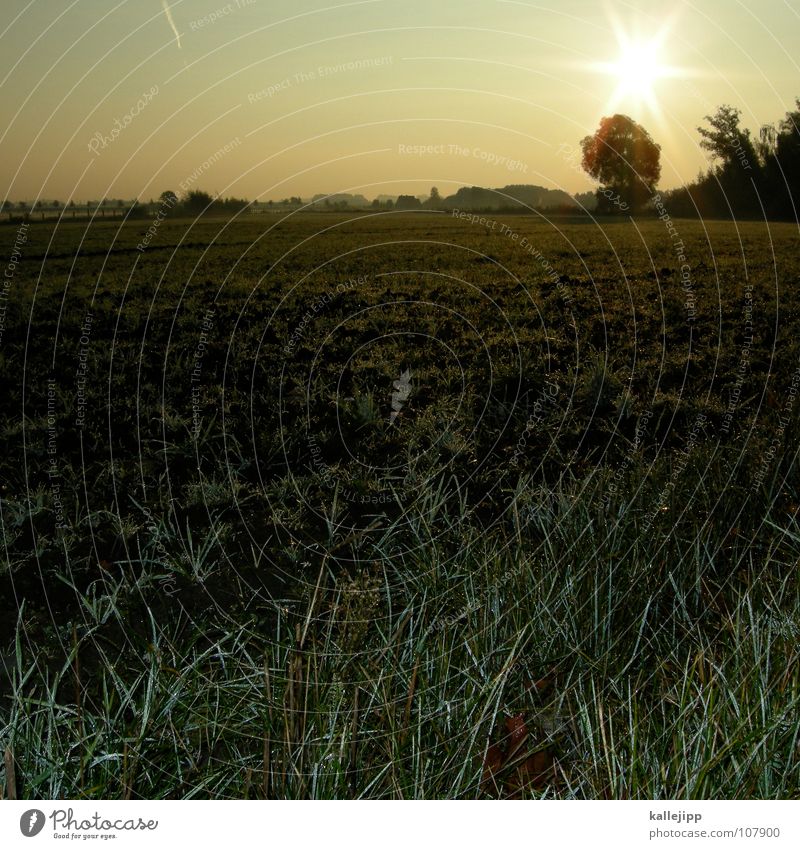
2;446;798;800
1;216;799;799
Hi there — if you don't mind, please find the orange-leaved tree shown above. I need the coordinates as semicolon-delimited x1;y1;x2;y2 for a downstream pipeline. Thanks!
580;114;661;212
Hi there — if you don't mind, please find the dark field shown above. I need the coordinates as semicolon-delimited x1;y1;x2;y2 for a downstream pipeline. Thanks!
1;211;799;799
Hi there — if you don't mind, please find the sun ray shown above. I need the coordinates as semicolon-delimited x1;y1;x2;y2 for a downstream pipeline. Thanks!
587;15;686;118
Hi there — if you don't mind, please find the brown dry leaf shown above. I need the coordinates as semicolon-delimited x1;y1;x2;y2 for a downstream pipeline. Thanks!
504;713;527;746
483;713;557;797
481;742;504;790
504;713;529;765
506;749;556;797
526;676;555;698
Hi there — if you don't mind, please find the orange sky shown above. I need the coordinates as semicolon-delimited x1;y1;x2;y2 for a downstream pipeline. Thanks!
1;0;799;203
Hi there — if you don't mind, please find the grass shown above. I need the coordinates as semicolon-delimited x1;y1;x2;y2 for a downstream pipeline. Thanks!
1;213;799;798
3;445;799;799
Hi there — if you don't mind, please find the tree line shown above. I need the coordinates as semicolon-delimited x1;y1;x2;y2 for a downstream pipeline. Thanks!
6;100;799;222
580;99;800;219
664;100;800;219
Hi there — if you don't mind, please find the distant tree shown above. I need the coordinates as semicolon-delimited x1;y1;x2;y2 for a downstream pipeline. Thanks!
159;190;178;206
760;99;800;217
52;200;61;209
184;190;214;212
759;123;778;160
424;186;442;209
117;199;125;207
573;190;598;211
776;102;800;164
128;200;148;219
696;105;763;215
371;198;380;208
17;201;27;210
395;194;422;210
697;105;760;171
580;114;661;212
222;196;248;212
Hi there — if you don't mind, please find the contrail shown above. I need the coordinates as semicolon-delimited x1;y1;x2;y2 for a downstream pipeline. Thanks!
161;0;181;49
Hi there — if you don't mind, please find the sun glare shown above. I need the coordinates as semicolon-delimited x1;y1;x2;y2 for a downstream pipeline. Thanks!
600;34;673;112
612;42;665;98
589;18;685;117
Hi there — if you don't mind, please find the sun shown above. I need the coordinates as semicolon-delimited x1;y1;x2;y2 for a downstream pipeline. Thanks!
598;34;674;112
612;41;666;99
589;20;684;115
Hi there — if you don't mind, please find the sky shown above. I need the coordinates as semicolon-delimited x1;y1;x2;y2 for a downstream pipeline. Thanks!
1;0;799;203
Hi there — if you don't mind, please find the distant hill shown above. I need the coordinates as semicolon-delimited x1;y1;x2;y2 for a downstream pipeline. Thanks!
442;184;597;211
310;193;371;208
270;186;600;212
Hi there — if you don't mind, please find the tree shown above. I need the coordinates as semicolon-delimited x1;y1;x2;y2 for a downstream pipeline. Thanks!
424;186;442;209
759;123;778;160
697;105;760;170
580;114;661;212
395;194;422;210
184;190;213;212
222;196;248;212
159;190;179;206
757;99;800;217
696;105;763;215
128;200;148;219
